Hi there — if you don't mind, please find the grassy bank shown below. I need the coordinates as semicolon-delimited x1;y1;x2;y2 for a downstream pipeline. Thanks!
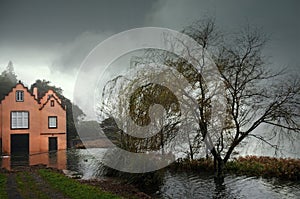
16;171;50;199
226;156;300;181
0;173;7;199
38;169;120;199
170;156;300;181
0;166;151;199
0;168;122;199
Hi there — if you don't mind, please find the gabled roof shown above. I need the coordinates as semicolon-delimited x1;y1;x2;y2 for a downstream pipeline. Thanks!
39;94;66;111
0;81;66;111
0;81;40;104
39;88;59;101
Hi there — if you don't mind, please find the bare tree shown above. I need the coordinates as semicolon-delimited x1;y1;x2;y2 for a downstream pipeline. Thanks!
182;20;300;182
211;25;300;181
147;19;300;182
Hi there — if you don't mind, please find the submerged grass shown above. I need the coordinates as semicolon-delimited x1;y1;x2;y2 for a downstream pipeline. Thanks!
226;156;300;181
171;156;300;181
38;169;120;199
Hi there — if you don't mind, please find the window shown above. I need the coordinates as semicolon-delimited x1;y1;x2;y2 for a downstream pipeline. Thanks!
51;100;54;107
11;111;29;129
16;91;24;102
48;116;57;128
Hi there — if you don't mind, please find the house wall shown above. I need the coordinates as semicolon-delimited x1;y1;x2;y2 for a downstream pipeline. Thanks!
40;95;67;152
1;84;41;154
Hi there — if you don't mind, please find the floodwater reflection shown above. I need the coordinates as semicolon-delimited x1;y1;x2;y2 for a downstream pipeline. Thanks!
1;150;67;170
160;171;300;198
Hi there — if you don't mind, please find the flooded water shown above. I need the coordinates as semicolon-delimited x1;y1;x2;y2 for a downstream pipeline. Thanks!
160;171;300;199
1;148;300;199
1;150;67;170
66;148;107;179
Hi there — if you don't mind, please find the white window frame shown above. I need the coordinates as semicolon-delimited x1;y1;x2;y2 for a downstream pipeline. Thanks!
11;111;29;129
48;116;57;128
16;90;24;102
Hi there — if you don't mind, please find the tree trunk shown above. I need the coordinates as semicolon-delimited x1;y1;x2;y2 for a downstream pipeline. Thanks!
160;132;165;155
189;143;194;160
214;157;225;184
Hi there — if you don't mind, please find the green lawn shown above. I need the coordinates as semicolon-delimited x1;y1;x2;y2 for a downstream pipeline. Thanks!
16;171;50;199
0;173;8;199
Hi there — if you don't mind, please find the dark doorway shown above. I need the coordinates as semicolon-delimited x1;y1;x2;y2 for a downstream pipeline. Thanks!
49;137;58;166
10;134;29;167
11;134;29;154
49;137;57;152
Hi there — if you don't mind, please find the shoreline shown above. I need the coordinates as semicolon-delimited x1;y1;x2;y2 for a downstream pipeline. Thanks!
1;155;299;198
0;165;152;199
78;178;151;199
169;155;300;181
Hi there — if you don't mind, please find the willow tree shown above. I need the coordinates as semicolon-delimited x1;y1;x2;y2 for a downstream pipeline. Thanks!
99;68;181;154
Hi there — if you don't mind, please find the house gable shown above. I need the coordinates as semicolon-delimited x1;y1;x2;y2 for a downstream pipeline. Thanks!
39;94;65;111
0;81;40;105
40;90;61;105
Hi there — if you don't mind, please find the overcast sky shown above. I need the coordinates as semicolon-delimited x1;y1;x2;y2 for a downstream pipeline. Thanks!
0;0;299;117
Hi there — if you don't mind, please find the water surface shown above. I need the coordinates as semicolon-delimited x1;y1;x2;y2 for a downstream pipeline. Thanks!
1;148;299;199
160;171;300;199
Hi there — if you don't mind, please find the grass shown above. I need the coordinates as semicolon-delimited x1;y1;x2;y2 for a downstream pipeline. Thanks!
16;172;50;199
171;156;300;181
226;156;300;180
170;158;214;172
38;169;120;199
0;173;8;199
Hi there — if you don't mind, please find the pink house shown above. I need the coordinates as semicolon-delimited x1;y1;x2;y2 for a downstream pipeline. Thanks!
0;81;67;155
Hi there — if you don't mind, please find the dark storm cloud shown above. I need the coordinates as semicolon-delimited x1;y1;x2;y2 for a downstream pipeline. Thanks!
0;0;299;75
0;0;299;119
145;0;300;74
0;0;157;72
0;0;156;44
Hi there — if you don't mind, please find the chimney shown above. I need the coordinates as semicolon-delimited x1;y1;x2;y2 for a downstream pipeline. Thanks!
33;87;38;100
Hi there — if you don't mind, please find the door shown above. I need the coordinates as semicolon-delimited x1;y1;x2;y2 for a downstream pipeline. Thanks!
11;134;29;155
10;134;29;167
49;137;58;152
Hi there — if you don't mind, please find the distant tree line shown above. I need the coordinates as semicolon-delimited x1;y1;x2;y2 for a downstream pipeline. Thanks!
0;61;17;101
